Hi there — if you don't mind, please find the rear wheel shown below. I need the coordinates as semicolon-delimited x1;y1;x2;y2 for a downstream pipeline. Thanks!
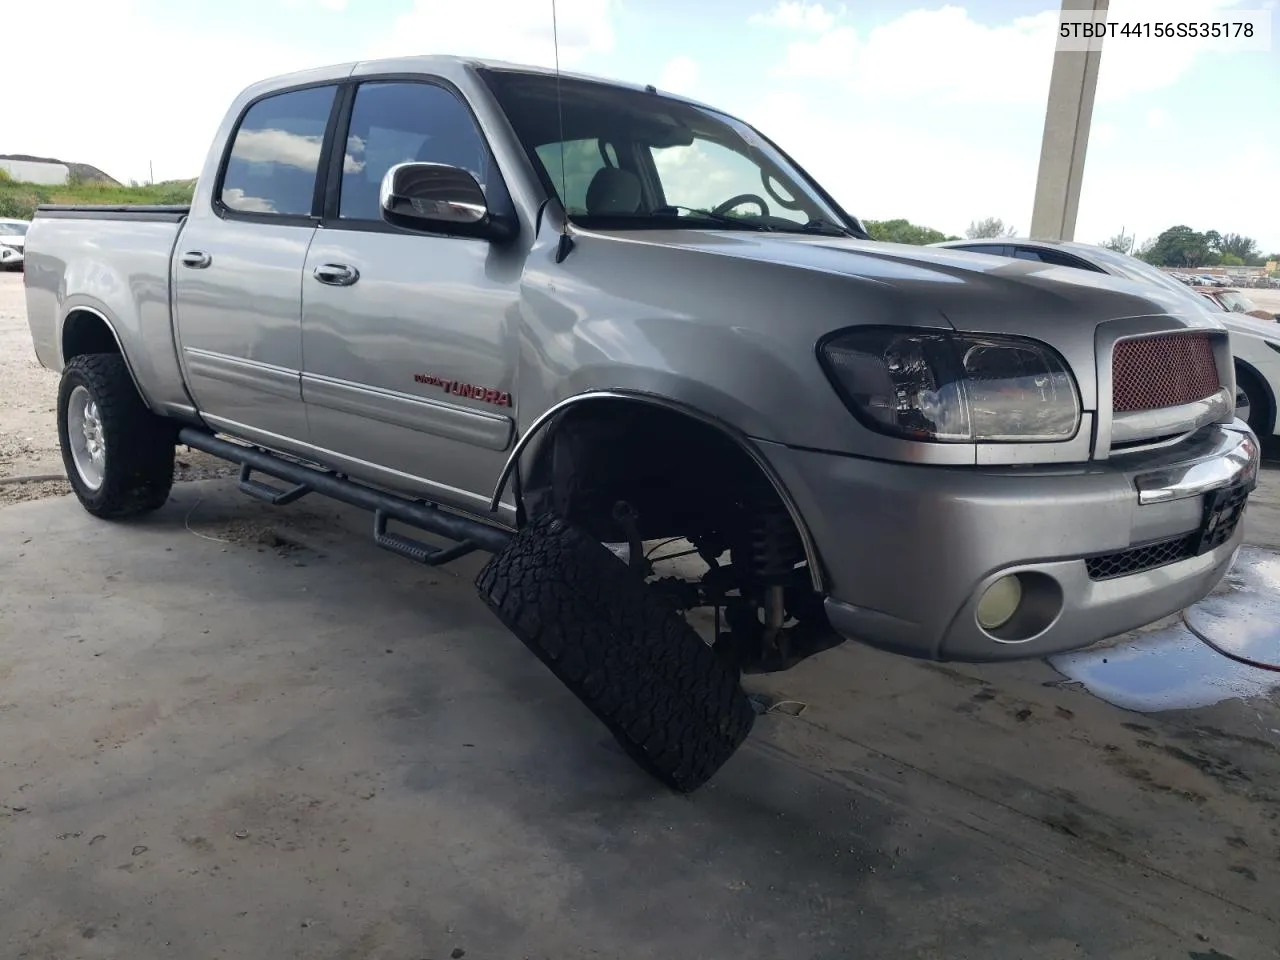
57;353;175;518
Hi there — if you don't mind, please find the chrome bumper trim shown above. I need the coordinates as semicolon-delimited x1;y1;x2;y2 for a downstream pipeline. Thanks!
1135;423;1259;504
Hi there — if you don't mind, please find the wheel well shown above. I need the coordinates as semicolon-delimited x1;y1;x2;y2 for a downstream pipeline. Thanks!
1235;360;1275;433
62;310;123;364
521;398;817;580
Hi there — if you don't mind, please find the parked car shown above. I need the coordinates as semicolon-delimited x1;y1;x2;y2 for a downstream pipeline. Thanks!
933;238;1280;437
1197;287;1278;321
23;57;1260;791
0;218;27;270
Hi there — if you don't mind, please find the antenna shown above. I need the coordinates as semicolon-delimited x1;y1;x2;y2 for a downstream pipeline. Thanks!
551;0;575;262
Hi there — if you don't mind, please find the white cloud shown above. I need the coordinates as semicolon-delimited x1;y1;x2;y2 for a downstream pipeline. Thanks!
280;0;348;9
767;0;1246;105
373;0;614;67
657;56;700;96
731;0;1280;250
749;2;839;33
772;6;1059;104
3;0;325;184
229;129;324;169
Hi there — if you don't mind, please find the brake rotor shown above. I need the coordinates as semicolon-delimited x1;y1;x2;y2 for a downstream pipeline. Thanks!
1183;546;1280;672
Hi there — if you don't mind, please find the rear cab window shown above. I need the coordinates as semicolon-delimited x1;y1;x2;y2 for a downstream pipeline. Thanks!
220;85;337;217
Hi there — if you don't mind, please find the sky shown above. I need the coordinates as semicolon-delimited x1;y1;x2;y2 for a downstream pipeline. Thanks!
7;0;1279;251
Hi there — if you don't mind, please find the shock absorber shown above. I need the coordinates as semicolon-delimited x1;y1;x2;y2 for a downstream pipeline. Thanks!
749;501;803;584
747;500;804;651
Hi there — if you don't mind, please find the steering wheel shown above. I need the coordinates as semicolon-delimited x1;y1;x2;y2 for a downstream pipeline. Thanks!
712;193;770;218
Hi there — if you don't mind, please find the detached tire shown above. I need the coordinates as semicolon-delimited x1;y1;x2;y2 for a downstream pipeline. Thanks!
477;512;756;792
57;353;175;519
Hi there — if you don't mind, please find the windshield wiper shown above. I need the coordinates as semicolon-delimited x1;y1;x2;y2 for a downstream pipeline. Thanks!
651;205;774;231
772;217;855;238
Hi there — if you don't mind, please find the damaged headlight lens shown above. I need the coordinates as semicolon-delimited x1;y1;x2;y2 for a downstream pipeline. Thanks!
818;327;1081;442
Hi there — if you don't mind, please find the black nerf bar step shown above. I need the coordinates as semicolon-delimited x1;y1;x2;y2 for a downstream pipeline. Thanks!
177;428;512;558
237;463;312;506
374;510;478;566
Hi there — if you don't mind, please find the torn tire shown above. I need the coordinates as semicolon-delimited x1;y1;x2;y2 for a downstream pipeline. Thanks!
476;511;756;792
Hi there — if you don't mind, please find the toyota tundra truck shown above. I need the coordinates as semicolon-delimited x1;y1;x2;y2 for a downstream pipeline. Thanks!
23;56;1260;791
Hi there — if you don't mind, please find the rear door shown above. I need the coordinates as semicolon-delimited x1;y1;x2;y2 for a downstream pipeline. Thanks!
299;78;522;517
173;83;339;449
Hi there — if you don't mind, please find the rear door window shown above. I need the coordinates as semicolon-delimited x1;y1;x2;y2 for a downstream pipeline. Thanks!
220;85;337;217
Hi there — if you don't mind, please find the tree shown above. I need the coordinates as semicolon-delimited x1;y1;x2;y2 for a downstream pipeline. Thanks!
965;217;1015;239
1220;253;1244;266
1101;230;1134;255
1219;232;1260;264
864;218;958;245
1140;225;1215;267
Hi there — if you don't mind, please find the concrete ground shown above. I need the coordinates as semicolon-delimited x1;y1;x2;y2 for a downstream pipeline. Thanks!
4;272;1280;959
3;487;1280;960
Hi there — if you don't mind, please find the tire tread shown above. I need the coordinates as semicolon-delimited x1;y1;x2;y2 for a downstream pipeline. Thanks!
476;512;755;792
57;353;174;519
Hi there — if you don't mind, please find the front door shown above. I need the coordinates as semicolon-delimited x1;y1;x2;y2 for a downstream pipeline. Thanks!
300;78;521;518
173;83;337;450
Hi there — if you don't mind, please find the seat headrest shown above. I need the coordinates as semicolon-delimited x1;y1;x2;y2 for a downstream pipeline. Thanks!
585;167;642;215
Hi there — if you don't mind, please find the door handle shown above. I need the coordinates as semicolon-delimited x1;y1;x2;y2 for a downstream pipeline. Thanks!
313;263;360;287
180;250;212;269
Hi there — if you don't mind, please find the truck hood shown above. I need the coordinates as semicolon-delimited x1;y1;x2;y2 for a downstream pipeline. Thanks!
581;228;1216;413
0;235;24;250
595;227;1205;323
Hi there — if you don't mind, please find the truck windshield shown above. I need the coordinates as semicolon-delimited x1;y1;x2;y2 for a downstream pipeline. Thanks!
480;69;863;237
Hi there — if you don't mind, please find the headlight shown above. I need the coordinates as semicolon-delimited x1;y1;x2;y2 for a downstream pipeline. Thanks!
818;326;1081;443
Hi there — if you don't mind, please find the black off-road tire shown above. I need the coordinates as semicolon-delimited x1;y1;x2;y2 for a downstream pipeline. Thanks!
476;512;756;792
57;353;175;519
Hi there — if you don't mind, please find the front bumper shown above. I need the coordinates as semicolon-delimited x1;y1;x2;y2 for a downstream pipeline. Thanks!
760;421;1260;662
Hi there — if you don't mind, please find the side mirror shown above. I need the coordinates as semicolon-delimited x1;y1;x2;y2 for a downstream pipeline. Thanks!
379;162;516;243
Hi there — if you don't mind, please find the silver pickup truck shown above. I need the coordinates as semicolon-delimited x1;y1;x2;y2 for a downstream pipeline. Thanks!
24;56;1261;790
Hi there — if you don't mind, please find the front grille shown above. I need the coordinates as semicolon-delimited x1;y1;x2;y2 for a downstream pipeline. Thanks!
1112;333;1219;413
1086;535;1196;580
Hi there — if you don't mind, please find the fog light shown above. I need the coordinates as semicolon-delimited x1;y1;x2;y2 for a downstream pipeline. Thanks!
976;575;1023;631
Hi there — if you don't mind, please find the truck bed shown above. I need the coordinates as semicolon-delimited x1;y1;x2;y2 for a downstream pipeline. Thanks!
24;205;192;415
35;204;190;222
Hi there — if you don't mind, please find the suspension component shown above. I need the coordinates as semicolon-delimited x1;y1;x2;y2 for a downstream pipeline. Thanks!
748;500;804;583
612;500;646;574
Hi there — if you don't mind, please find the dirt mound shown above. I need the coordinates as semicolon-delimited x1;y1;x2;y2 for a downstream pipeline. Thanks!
0;154;119;185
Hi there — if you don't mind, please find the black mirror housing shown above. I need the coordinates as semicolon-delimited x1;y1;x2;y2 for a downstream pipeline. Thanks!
379;162;517;243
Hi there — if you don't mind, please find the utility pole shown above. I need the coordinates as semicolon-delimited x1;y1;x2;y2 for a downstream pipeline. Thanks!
1030;0;1107;241
149;160;155;185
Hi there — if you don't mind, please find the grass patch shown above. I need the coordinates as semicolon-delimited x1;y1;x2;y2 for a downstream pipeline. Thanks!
0;170;196;219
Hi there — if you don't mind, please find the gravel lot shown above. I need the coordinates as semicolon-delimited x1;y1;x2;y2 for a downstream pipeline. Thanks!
0;272;62;496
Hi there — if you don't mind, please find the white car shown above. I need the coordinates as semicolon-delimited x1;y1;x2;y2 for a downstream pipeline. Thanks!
933;238;1280;437
0;218;28;270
